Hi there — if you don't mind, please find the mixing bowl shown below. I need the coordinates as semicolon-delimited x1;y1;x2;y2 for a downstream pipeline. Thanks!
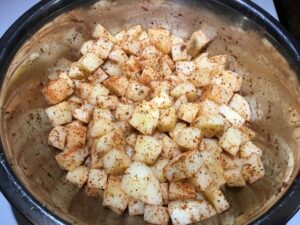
0;0;300;224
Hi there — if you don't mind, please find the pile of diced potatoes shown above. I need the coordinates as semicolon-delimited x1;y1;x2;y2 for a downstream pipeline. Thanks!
44;23;265;225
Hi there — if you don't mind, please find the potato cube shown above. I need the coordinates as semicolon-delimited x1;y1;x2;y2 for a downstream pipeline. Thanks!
115;103;135;121
212;70;242;92
80;40;95;55
169;181;196;201
94;38;114;59
224;168;246;187
125;81;150;102
45;101;72;126
164;155;187;181
102;149;132;175
229;94;251;121
65;121;87;149
242;153;265;183
169;122;187;140
174;95;188;111
55;146;88;170
240;141;263;158
129;101;160;135
108;46;128;64
202;83;233;104
221;153;244;170
121;161;163;205
74;81;93;100
128;198;144;216
198;99;220;115
219;104;245;128
122;56;141;79
66;166;89;187
193;114;226;137
72;102;93;123
92;23;115;42
178;103;200;123
144;204;170;225
161;60;173;78
150;92;173;109
161;134;181;159
160;183;169;205
68;64;85;79
187;26;217;57
148;28;171;54
48;126;67;150
93;108;113;121
87;84;110;105
172;43;188;61
173;127;202;150
97;95;119;109
240;126;256;140
139;66;160;85
103;176;128;214
204;187;229;213
88;67;109;85
103;76;129;96
162;54;175;70
157;106;177;132
87;168;107;189
121;37;142;56
43;78;73;104
176;61;195;77
190;166;213;191
126;133;137;147
170;81;197;101
133;135;162;165
189;68;211;87
102;60;122;76
125;145;134;159
58;71;74;88
139;31;151;49
151;80;172;96
151;158;170;182
171;35;184;45
140;45;162;70
90;118;115;138
78;53;103;73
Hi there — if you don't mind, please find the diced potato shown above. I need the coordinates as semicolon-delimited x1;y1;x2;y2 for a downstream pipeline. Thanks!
65;121;87;149
116;120;132;137
221;153;244;170
140;45;162;70
176;61;195;77
187;26;217;57
125;145;134;159
68;63;85;79
126;133;137;147
102;149;132;175
72;102;93;123
209;54;227;72
144;204;170;225
168;200;216;225
129;101;160;135
164;155;186;181
94;38;114;59
190;166;213;191
151;158;170;182
189;68;211;87
240;126;256;140
133;135;162;165
108;46;128;64
128;198;144;216
212;70;242;92
90;118;115;138
92;23;115;42
151;80;172;96
125;81;150;102
224;168;246;187
169;181;196;201
157;106;177;132
87;84;110;105
102;60;122;76
198;99;220;115
139;66;160;85
103;176;128;214
74;81;93;100
240;141;263;158
182;150;204;177
171;35;184;45
161;134;181;159
229;94;251;121
173;127;202;150
80;40;95;55
121;36;141;56
172;43;188;61
93;108;113;121
148;28;172;54
114;30;126;44
122;56;141;79
162;54;175;70
174;95;188;111
103;76;129;96
150;92;173;109
89;67;109;85
77;53;103;73
204;186;229;213
97;95;119;109
193;114;226;137
66;166;89;187
121;161;163;205
139;31;151;49
126;25;143;38
55;146;88;170
219;104;245;127
160;183;169;205
45;101;72;126
169;122;187;140
43;78;73;104
202;83;233;104
48;126;67;150
115;103;135;121
58;71;74;88
242;153;265;183
170;81;197;101
87;168;107;189
161;60;173;78
177;103;199;123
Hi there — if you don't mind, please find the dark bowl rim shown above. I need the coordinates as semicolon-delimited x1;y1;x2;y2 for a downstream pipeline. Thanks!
0;0;299;225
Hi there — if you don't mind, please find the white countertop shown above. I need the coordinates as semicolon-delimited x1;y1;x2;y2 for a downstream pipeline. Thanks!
0;0;298;225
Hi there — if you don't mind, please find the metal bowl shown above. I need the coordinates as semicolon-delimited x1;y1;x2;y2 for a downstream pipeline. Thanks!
0;0;300;224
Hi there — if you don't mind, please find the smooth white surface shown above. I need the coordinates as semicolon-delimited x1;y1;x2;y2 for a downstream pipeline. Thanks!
0;1;298;225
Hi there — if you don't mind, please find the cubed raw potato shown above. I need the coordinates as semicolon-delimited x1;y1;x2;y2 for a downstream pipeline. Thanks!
202;83;233;104
221;153;244;170
93;108;113;121
190;166;213;191
125;145;134;159
58;71;74;88
115;103;135;121
240;126;256;140
173;127;202;150
242;153;265;183
151;80;172;96
170;81;197;101
177;103;200;123
161;60;173;78
74;81;93;100
150;92;173;109
212;70;242;92
55;146;88;170
151;158;170;182
121;161;163;205
126;133;137;147
219;104;246;127
240;141;263;158
102;60;122;76
172;43;188;61
66;166;89;187
103;76;129;96
48;126;67;150
182;150;204;177
80;40;95;55
72;102;93;123
169;181;196;201
144;204;170;225
89;67;109;85
102;149;132;175
157;106;177;132
78;53;103;73
139;66;160;85
65;121;87;149
90;118;115;138
174;95;188;111
148;28;172;54
164;155;187;181
209;54;227;72
45;101;72;126
87;84;110;105
193;114;226;137
189;68;211;87
198;99;220;115
168;200;216;225
139;31;151;49
114;30;126;44
92;23;115;42
125;81;150;102
122;56;141;79
108;46;128;64
43;78;73;104
229;94;251;121
87;168;107;189
133;135;162;165
94;38;114;59
161;134;181;159
162;54;175;70
171;35;184;45
176;61;195;76
121;36;142;56
187;26;217;57
140;45;162;70
126;25;143;38
160;183;169;205
103;176;128;214
204;187;229;214
224;168;246;187
169;122;187;140
97;95;119;109
129;101;160;135
128;198;144;216
219;127;248;156
68;63;85;79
